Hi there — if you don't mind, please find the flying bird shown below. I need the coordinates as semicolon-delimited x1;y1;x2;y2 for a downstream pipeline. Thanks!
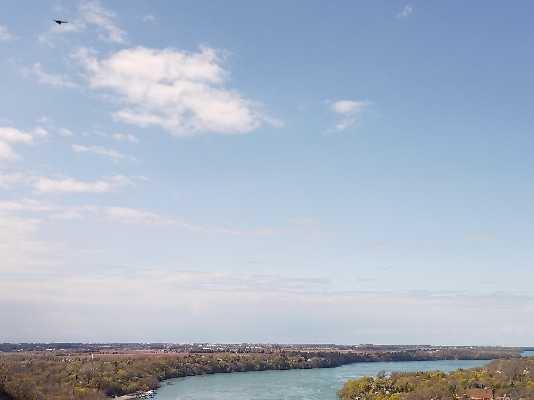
54;20;68;25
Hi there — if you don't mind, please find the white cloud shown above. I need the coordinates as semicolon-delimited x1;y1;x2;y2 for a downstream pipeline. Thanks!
112;132;139;143
72;143;128;161
0;24;15;41
34;175;133;193
330;100;369;131
0;127;34;144
0;126;36;161
74;46;270;136
38;0;126;46
397;4;414;18
24;63;79;89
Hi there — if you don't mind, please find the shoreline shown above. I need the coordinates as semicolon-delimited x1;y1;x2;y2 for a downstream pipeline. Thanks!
146;357;501;399
149;358;499;400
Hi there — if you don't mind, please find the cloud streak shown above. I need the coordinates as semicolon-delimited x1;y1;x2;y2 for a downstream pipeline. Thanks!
0;170;138;194
72;144;130;161
0;197;280;235
34;175;133;193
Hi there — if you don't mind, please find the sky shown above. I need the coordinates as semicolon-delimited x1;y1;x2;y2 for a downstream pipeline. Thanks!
1;1;533;346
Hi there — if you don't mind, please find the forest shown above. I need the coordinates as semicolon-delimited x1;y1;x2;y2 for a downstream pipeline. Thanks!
338;357;534;400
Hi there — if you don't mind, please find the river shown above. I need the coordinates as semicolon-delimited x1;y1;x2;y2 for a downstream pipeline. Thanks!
153;358;492;400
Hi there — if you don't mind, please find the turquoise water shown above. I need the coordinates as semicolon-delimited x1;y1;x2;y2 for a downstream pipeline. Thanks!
153;359;490;400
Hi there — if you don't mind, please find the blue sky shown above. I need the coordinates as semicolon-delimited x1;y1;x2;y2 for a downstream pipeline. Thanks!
1;1;533;345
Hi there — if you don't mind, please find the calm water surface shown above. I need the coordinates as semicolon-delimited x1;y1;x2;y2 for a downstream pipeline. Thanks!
153;359;490;400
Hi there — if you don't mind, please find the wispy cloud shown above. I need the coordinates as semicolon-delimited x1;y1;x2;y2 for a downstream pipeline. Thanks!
0;126;41;161
36;117;74;137
0;196;278;235
34;175;133;194
0;170;143;196
0;198;54;213
22;63;79;89
72;143;130;161
104;206;173;225
0;127;34;144
58;128;74;137
0;199;172;226
74;46;275;136
329;100;370;131
142;14;157;23
0;24;15;41
397;4;414;19
79;0;127;43
0;142;20;161
0;172;32;188
112;132;139;143
38;0;126;46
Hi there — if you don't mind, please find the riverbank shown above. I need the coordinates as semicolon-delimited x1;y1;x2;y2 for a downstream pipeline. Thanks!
152;358;495;400
338;357;534;400
0;348;521;400
114;390;154;400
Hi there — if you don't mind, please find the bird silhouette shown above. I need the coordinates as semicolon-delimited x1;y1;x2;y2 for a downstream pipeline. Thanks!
54;20;68;25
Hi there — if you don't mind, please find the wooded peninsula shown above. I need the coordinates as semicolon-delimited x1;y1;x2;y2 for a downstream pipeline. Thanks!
338;357;534;400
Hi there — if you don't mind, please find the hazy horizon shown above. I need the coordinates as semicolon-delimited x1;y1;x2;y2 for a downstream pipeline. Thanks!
1;1;533;345
1;342;532;347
